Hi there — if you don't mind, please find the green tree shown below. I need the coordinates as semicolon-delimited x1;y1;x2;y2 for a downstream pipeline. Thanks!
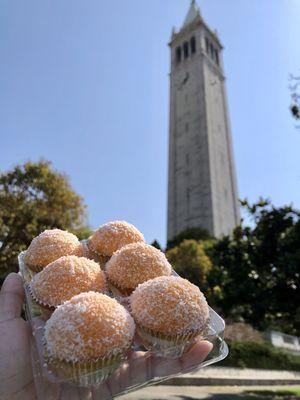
151;240;162;250
166;239;212;288
167;227;211;250
289;73;300;122
0;160;89;278
72;226;93;241
207;199;300;335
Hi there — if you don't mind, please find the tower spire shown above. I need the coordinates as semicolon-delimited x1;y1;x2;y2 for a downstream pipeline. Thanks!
183;0;201;27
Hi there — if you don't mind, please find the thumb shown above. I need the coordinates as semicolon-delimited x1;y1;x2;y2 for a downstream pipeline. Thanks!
0;273;25;322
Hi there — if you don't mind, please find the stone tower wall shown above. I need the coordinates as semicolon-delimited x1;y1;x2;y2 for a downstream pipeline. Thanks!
167;11;240;240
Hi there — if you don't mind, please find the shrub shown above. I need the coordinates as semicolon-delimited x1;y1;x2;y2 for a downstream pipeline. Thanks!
225;323;264;344
220;340;300;371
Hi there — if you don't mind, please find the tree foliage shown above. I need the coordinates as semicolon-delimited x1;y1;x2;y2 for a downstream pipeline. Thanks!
207;199;300;336
289;73;300;124
166;226;211;250
151;240;162;250
72;226;93;241
0;160;88;277
168;200;300;335
166;239;212;288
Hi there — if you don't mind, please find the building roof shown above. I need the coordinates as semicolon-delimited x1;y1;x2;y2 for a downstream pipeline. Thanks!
169;0;222;49
183;0;201;28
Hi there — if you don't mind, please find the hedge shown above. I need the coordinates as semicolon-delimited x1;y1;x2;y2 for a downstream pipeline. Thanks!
219;341;300;371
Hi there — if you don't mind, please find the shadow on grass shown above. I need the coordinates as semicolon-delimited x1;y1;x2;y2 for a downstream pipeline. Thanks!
141;397;253;400
172;391;300;400
144;389;300;400
175;395;253;400
245;389;300;399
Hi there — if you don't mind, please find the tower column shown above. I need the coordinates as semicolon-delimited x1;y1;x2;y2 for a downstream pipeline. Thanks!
167;1;239;240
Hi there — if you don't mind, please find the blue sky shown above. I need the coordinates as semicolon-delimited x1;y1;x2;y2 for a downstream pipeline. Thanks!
1;1;300;246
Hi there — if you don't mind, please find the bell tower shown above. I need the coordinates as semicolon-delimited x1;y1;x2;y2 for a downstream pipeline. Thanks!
167;0;240;240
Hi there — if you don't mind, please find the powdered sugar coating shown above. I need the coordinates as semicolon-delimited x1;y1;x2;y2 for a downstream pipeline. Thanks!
89;221;145;256
44;292;135;362
130;276;209;336
106;243;172;290
24;229;83;269
30;256;107;307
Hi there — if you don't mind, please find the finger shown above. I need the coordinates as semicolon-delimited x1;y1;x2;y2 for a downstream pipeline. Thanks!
58;384;92;400
0;273;25;321
105;350;149;397
113;339;213;393
123;351;151;387
180;340;213;370
92;381;112;400
150;339;213;378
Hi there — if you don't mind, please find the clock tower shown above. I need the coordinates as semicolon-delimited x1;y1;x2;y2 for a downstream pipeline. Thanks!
167;1;240;240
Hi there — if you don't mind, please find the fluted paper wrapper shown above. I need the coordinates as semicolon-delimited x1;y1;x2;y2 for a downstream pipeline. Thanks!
44;350;126;387
27;283;54;319
136;322;209;358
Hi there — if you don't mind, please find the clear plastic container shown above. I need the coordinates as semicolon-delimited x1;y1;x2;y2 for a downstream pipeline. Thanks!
18;251;228;399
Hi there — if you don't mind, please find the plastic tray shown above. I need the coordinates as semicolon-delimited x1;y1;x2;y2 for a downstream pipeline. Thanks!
18;251;228;399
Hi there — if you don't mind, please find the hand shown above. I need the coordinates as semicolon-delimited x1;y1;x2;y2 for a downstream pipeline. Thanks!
0;273;36;400
0;273;213;400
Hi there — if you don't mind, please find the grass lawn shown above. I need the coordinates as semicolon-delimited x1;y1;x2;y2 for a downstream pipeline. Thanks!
244;386;300;399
